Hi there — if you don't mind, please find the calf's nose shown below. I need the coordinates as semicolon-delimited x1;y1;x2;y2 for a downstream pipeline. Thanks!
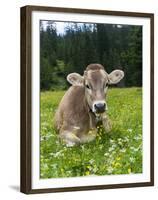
94;102;105;113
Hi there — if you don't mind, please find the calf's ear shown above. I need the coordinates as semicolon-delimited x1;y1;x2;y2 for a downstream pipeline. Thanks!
67;73;84;86
108;70;124;84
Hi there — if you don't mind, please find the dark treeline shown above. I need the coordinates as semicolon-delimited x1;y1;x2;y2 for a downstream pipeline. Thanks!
40;21;142;90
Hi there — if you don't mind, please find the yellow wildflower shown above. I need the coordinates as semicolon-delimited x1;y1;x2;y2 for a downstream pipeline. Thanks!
85;171;90;175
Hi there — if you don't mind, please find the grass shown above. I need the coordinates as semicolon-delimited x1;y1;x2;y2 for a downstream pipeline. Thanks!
40;87;142;178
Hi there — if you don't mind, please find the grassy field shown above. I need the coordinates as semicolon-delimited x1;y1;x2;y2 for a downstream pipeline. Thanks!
40;88;142;178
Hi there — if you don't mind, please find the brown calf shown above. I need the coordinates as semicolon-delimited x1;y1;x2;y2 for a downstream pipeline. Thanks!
54;64;124;146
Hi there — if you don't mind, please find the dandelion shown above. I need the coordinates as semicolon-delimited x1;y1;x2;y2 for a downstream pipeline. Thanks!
114;162;121;167
112;161;115;166
116;157;121;161
85;171;90;175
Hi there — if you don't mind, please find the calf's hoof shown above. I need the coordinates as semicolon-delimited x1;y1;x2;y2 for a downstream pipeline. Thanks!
59;131;81;147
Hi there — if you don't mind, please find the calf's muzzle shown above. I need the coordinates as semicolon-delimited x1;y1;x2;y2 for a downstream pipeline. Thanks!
94;102;106;113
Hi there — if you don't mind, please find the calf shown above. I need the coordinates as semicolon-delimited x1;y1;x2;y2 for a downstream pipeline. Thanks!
54;64;124;146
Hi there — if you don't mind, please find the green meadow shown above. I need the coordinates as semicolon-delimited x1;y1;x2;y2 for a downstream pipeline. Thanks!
40;88;142;178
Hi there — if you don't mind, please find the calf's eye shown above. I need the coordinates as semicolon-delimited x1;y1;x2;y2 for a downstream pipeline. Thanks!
86;84;90;89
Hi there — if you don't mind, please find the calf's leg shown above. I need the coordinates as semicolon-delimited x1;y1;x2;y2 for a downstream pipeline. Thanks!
80;129;97;143
59;131;81;147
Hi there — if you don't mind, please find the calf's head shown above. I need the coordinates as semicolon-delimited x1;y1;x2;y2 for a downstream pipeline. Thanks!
67;64;124;114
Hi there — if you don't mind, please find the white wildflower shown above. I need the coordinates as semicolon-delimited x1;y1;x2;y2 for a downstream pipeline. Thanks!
107;166;113;174
110;139;114;143
118;141;123;145
129;157;135;163
99;144;104;150
51;163;57;169
124;136;129;142
127;129;133;133
104;152;109;156
43;163;48;169
134;135;142;140
130;146;139;152
108;147;115;152
50;151;64;157
81;145;85;150
120;148;126;153
89;159;95;164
